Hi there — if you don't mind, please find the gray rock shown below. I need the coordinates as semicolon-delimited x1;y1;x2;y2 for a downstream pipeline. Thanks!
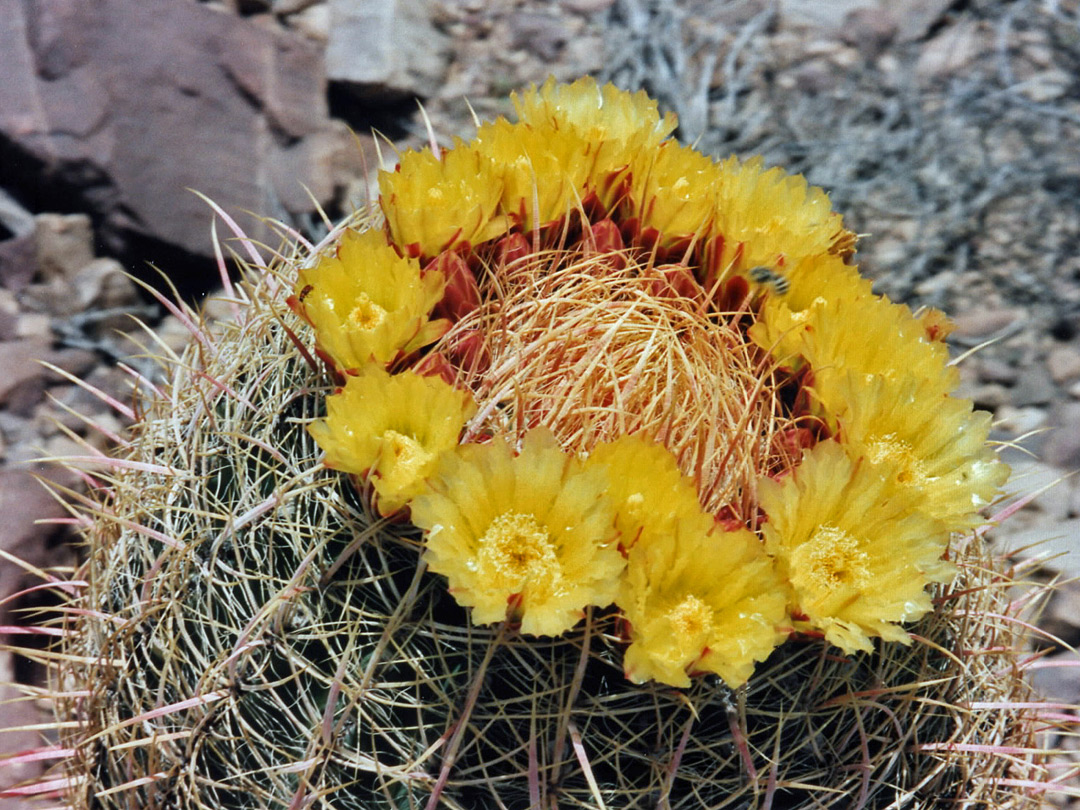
0;0;337;260
892;0;956;42
1043;402;1080;470
1011;365;1057;407
326;0;450;99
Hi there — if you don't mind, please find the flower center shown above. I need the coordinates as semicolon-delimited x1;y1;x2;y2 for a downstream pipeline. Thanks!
865;434;928;488
477;511;562;593
349;292;387;331
668;594;714;648
378;430;434;491
795;525;871;594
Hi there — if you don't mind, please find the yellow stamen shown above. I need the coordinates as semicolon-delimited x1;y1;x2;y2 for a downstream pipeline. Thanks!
669;594;713;646
349;292;387;331
865;434;929;488
797;525;871;592
477;512;562;593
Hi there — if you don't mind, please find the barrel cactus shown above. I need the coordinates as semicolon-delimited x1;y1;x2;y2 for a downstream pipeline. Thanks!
3;77;1067;809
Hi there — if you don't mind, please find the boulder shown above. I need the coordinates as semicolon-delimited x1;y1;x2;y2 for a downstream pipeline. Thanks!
326;0;450;100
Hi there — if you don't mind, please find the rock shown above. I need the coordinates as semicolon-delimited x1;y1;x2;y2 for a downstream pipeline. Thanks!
509;12;573;61
975;357;1018;386
287;2;330;41
1021;69;1071;103
273;0;321;14
991;517;1080;579
951;307;1024;339
955;381;1009;411
0;289;18;341
0;0;336;262
1047;345;1080;384
14;312;51;340
1028;649;1080;705
0;189;37;293
33;213;94;286
840;8;898;57
994;405;1047;437
560;0;615;12
1010;365;1057;407
0;338;51;415
892;0;956;42
1042;402;1080;470
326;0;450;99
72;258;139;311
916;18;982;79
1004;460;1075;523
777;0;877;31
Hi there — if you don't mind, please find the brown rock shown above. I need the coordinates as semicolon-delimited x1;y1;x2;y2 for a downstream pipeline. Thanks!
33;213;94;285
951;307;1024;338
326;0;450;99
840;8;898;57
0;0;335;260
1047;346;1080;384
0;338;51;415
72;258;138;311
0;190;37;293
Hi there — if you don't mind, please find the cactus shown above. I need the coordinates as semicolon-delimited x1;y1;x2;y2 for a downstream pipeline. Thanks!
2;78;1069;809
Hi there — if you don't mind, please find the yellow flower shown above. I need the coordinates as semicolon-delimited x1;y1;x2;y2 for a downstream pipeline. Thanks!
814;369;1009;531
512;75;677;156
379;139;511;258
308;366;477;516
474;118;598;232
584;434;707;550
758;440;954;654
706;155;855;282
618;521;788;689
627;140;719;247
503;76;678;217
410;429;625;636
750;283;959;393
294;229;448;371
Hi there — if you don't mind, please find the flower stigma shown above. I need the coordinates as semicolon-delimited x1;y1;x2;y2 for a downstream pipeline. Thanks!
477;511;563;596
349;292;388;332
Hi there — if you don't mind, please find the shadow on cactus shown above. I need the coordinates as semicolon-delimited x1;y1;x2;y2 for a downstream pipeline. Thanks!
2;77;1075;809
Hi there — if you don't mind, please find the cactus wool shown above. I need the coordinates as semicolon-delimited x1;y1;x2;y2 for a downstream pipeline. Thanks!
7;78;1064;809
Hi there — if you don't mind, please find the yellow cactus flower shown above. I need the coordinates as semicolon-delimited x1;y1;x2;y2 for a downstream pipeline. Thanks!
618;521;788;689
410;429;625;636
513;75;677;156
474;118;598;232
758;440;954;654
584;433;709;550
627;139;719;247
750;284;959;392
507;76;678;215
307;366;477;516
707;155;855;281
294;229;448;371
379;139;511;258
815;369;1009;531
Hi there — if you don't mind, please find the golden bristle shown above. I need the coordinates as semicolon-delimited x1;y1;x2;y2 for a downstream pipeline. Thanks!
440;243;799;520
